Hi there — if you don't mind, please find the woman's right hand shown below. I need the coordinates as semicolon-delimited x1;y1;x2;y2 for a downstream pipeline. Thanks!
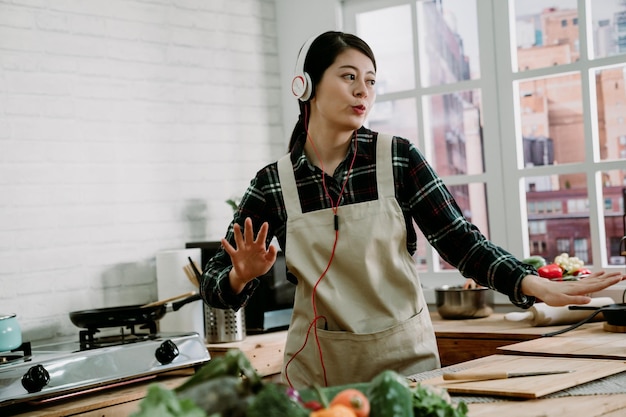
222;217;277;294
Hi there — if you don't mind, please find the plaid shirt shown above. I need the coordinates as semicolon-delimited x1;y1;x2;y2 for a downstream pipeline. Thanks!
201;127;536;310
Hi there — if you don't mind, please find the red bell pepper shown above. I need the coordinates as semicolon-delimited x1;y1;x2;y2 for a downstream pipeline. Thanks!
537;263;563;279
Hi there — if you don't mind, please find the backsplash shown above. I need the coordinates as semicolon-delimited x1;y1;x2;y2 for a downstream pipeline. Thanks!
0;0;284;342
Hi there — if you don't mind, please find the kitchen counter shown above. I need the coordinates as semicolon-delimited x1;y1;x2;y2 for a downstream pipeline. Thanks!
8;361;626;417
429;312;599;365
4;313;623;417
466;394;626;417
498;321;626;359
205;330;287;379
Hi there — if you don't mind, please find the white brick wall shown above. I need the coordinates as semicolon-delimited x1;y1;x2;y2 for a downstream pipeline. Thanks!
0;0;285;341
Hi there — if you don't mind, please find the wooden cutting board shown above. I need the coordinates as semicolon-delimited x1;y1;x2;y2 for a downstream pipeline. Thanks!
499;326;626;359
419;354;626;399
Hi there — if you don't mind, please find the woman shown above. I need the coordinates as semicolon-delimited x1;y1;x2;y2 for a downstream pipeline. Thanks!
200;31;624;388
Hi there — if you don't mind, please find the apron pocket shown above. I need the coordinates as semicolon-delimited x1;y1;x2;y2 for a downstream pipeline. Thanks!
286;310;440;387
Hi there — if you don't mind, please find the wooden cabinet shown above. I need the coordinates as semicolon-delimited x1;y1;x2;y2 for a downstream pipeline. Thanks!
431;312;549;366
435;335;530;366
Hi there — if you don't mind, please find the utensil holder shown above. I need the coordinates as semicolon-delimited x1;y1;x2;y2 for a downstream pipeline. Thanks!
204;305;246;343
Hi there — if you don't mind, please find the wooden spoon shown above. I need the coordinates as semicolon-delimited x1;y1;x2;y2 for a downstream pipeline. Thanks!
183;265;200;288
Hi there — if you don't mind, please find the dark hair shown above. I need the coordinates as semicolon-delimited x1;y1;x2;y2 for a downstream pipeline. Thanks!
287;31;377;151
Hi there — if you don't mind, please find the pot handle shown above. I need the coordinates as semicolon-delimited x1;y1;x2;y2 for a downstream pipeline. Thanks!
541;308;604;337
171;293;202;311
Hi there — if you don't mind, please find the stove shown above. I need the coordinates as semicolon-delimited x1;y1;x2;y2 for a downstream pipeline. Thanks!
0;329;210;408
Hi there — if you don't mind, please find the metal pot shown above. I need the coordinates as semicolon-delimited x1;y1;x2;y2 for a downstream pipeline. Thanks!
0;313;22;352
435;285;494;320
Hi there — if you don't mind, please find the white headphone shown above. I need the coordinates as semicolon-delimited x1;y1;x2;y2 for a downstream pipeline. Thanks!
291;35;317;101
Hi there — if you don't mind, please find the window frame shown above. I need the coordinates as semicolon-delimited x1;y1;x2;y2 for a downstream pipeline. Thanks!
342;0;626;289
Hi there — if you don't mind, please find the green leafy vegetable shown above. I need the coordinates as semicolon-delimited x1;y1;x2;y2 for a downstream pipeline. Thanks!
411;384;468;417
175;349;262;394
247;382;309;417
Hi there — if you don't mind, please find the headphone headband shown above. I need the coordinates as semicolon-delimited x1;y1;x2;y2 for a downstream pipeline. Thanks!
291;35;317;101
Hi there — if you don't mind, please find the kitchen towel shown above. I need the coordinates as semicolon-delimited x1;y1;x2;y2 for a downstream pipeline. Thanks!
156;248;204;337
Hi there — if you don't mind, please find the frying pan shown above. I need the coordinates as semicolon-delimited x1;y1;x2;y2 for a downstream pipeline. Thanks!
69;292;202;329
542;303;626;337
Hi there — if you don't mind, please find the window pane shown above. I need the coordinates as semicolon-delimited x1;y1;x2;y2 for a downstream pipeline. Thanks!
417;0;480;87
518;73;584;165
514;0;579;72
356;5;415;93
367;98;418;143
601;169;626;266
525;174;592;263
595;64;626;162
590;0;626;59
437;182;489;270
423;89;483;175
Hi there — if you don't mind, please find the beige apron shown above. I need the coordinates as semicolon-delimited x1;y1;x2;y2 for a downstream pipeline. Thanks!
277;134;440;388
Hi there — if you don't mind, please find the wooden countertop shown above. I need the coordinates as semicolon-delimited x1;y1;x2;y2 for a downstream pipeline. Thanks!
206;330;287;378
499;321;626;359
5;314;625;417
466;394;626;417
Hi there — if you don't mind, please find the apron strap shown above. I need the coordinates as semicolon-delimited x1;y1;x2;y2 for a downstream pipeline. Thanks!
278;133;395;217
376;133;394;198
277;154;302;218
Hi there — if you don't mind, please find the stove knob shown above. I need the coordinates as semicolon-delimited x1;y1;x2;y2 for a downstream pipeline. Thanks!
22;364;51;393
155;339;179;364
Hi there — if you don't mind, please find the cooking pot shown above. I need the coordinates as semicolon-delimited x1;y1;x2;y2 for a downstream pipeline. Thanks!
542;303;626;336
435;285;494;319
0;313;22;352
69;293;202;329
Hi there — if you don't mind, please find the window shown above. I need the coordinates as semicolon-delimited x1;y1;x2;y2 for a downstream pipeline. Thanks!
574;238;589;263
531;240;547;254
556;238;570;254
529;220;547;234
343;0;626;286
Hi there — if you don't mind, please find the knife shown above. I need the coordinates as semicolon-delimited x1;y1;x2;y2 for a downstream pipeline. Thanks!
442;370;573;381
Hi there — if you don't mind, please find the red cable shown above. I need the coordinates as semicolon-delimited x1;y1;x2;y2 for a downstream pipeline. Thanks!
284;105;358;388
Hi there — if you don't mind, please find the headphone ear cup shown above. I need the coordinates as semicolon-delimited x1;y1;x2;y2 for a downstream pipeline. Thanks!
291;71;312;101
292;35;316;102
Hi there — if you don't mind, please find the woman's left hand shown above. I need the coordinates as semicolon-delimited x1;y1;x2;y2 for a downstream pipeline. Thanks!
463;279;480;289
521;271;625;306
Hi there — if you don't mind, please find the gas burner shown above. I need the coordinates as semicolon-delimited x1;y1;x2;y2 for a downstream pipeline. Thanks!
0;342;32;366
0;332;210;408
79;322;158;350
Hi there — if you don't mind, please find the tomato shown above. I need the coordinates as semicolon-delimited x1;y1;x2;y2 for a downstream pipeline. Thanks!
572;268;592;276
310;404;358;417
329;389;370;417
304;400;324;411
